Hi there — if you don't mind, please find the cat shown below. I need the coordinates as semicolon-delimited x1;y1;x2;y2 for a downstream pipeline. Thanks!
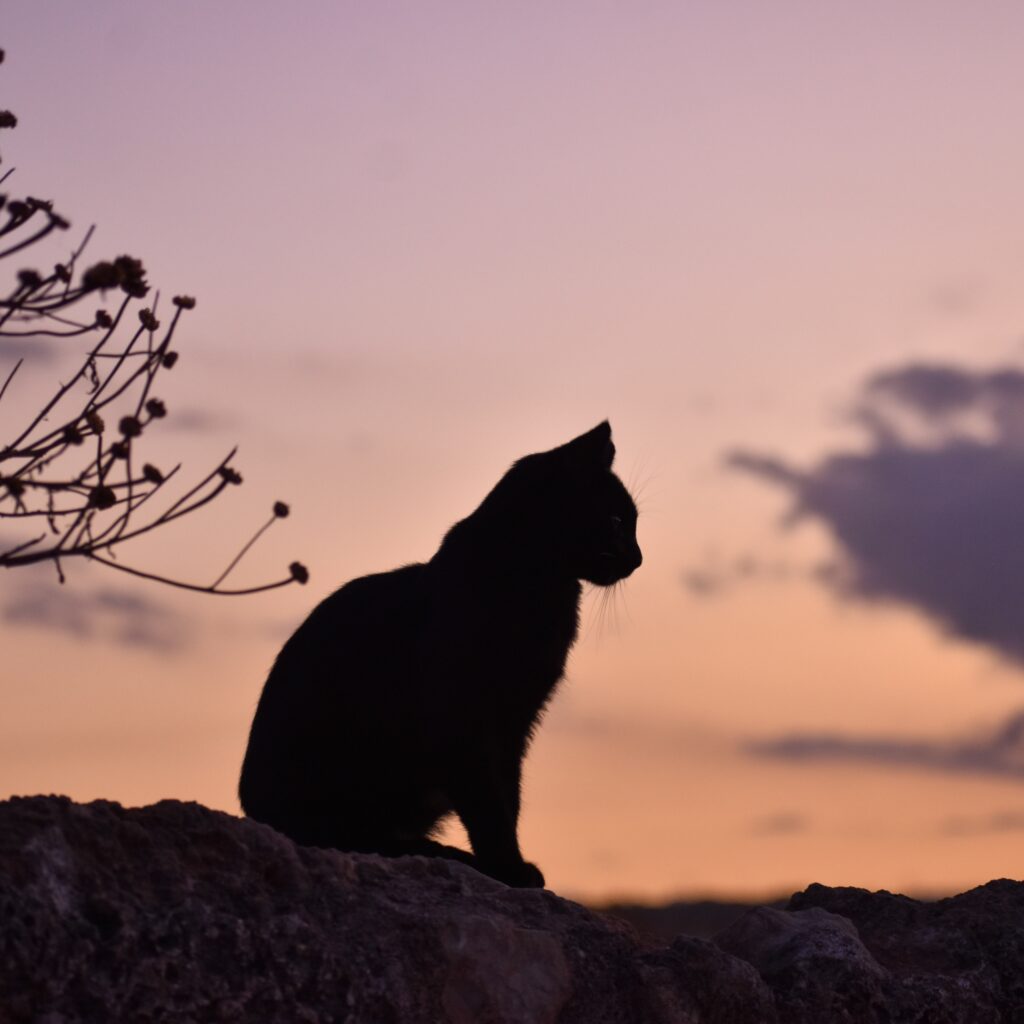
238;421;642;888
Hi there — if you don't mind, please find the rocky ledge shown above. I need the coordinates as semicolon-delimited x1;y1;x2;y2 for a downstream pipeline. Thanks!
1;796;1022;1023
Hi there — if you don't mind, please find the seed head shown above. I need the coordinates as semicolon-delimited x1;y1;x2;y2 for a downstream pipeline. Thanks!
119;416;143;438
88;485;117;510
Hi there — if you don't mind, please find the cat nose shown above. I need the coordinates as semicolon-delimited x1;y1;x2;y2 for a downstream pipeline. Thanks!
629;544;642;572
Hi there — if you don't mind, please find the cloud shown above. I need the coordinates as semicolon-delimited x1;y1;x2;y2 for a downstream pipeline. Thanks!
682;555;796;598
746;708;1024;782
750;812;807;836
728;361;1024;664
2;577;190;653
0;335;60;366
939;810;1024;836
164;406;238;434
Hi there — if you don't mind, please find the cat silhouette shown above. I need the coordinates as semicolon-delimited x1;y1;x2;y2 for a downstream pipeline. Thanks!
239;421;641;887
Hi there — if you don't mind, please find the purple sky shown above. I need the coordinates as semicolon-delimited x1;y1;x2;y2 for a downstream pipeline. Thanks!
4;2;1024;899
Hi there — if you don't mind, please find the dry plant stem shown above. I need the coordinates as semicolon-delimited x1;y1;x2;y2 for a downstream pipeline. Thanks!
87;551;298;596
0;357;21;404
0;169;307;592
210;514;276;589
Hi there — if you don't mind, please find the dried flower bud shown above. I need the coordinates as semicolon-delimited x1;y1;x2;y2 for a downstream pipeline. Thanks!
219;466;243;485
62;424;84;446
17;269;41;290
162;351;179;369
82;261;120;291
172;295;196;310
88;485;117;510
85;410;105;434
0;110;17;130
118;416;143;438
139;308;159;331
95;309;113;328
83;255;148;297
54;263;71;283
142;463;164;484
273;501;290;518
3;477;25;499
145;398;167;419
6;200;28;219
110;440;130;459
289;562;309;584
114;255;148;298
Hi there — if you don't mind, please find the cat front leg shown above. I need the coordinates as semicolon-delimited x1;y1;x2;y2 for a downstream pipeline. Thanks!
449;749;545;889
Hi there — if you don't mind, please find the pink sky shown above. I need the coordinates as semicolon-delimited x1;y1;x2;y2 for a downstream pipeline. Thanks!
4;2;1024;901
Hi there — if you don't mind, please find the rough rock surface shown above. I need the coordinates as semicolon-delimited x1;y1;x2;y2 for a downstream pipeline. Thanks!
1;796;1022;1023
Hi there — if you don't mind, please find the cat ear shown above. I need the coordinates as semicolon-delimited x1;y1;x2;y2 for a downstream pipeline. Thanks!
564;421;615;470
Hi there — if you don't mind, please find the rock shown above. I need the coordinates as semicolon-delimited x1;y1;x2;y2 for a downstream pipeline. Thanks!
0;796;754;1024
636;935;778;1023
1;796;1023;1023
716;905;888;1023
789;881;1024;1021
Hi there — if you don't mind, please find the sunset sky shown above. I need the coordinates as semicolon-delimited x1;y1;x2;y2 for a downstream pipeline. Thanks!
4;2;1024;902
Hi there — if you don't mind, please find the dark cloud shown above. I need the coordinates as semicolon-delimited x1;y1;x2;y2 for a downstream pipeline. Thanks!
2;577;189;653
729;361;1024;664
746;709;1024;782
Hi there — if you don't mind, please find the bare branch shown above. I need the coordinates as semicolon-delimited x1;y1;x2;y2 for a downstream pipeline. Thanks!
0;82;306;597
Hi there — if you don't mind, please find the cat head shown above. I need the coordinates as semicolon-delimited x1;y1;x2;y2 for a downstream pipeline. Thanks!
548;421;643;586
473;421;642;586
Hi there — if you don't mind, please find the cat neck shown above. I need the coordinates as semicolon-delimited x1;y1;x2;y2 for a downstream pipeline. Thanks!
434;515;580;594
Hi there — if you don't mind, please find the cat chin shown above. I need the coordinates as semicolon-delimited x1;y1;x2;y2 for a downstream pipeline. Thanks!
581;567;634;587
581;554;642;587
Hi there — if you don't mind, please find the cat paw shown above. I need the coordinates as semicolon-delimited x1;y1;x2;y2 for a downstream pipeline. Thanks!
499;860;545;889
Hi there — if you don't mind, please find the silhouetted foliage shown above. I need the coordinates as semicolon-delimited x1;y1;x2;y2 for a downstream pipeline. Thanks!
0;51;307;594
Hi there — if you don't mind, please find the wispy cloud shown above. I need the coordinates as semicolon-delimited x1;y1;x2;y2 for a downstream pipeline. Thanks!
0;335;60;366
728;361;1024;665
163;406;239;434
939;810;1024;836
746;709;1024;782
682;555;798;598
2;576;191;654
750;812;807;835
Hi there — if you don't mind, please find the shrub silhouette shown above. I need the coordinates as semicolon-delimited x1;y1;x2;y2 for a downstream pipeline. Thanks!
0;50;306;594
